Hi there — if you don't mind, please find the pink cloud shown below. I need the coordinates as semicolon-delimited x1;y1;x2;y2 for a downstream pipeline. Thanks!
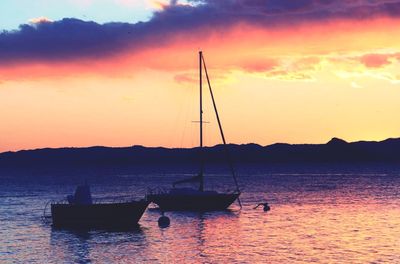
239;59;279;73
360;54;391;68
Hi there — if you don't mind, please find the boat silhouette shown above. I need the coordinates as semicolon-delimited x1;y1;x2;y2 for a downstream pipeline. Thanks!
50;183;149;229
147;51;241;211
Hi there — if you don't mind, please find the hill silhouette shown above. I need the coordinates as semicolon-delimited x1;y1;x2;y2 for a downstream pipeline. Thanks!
1;137;400;176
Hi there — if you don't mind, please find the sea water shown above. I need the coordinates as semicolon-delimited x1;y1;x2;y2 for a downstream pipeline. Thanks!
0;169;399;263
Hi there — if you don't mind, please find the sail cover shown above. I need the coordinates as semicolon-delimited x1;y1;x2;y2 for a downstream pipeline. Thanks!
173;174;202;187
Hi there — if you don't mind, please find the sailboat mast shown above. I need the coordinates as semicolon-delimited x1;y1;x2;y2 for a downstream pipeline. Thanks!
199;51;204;191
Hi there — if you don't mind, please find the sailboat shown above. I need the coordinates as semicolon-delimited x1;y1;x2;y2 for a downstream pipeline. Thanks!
147;51;241;211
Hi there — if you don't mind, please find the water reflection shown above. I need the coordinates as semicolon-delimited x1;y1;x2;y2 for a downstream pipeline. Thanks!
147;210;240;263
50;229;92;263
49;226;146;263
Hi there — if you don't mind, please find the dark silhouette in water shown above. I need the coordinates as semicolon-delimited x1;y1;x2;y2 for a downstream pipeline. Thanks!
254;202;271;212
51;183;149;229
158;211;170;228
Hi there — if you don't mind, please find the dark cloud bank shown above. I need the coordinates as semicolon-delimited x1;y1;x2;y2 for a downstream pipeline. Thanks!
1;0;400;64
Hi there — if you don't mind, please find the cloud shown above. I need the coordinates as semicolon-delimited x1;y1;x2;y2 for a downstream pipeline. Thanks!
239;56;321;81
1;0;400;83
28;17;53;25
0;19;145;64
174;72;197;83
264;69;314;81
2;1;400;65
360;53;392;68
239;59;279;73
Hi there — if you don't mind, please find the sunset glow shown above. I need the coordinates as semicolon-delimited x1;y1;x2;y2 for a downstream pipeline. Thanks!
1;1;400;151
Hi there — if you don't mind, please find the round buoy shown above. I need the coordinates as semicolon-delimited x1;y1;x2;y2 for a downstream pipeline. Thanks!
158;215;170;228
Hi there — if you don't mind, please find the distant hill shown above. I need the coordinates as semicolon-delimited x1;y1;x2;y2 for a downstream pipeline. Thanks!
1;137;400;176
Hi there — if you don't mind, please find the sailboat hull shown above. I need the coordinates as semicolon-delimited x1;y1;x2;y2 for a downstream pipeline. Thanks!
147;192;240;211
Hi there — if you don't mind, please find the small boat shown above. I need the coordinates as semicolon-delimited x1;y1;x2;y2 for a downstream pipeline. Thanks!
147;51;241;211
50;183;149;229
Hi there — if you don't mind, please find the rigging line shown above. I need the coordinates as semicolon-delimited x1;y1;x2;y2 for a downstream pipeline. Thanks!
201;53;241;196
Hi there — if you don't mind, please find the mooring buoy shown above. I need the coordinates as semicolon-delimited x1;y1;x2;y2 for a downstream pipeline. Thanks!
158;212;170;228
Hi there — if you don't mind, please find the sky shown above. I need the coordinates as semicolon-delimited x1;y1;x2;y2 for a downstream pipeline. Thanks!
1;0;400;152
0;0;154;31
